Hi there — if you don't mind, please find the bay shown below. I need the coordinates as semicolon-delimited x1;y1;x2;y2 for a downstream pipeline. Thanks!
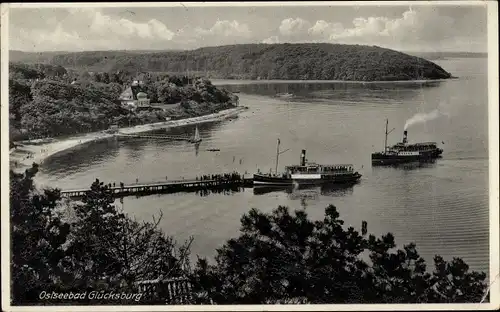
37;57;490;275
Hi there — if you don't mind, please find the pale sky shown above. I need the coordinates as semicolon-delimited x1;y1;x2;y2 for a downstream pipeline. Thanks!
8;3;488;53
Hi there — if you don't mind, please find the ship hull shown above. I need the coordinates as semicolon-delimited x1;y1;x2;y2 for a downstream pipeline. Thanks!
371;149;443;165
253;173;362;186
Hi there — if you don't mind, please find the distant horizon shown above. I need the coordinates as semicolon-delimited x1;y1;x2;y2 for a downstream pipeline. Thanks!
8;43;489;55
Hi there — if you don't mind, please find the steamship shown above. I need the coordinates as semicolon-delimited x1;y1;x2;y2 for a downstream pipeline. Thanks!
371;119;443;165
253;139;362;186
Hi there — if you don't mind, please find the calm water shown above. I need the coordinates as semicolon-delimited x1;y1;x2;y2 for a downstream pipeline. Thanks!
37;58;489;274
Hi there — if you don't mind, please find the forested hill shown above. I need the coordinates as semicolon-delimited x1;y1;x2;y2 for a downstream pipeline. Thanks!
9;63;238;141
10;43;452;81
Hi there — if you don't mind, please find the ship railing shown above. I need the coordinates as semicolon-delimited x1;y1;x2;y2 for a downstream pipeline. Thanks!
321;171;354;175
412;142;438;146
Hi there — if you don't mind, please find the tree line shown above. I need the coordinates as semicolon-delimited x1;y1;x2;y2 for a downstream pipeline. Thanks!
10;164;488;305
11;43;453;81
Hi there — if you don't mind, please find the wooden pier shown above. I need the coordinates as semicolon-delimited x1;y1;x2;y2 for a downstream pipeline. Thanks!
61;177;254;199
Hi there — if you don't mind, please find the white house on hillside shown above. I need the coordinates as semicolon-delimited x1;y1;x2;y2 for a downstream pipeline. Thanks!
118;80;150;111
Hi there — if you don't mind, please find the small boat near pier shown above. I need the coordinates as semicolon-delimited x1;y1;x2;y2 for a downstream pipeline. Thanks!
275;92;294;99
188;126;202;144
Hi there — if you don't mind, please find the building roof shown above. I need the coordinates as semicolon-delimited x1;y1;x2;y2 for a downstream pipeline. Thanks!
118;85;148;101
137;92;148;99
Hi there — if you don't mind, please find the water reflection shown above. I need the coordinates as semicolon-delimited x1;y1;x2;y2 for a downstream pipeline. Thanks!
115;119;229;159
196;187;242;197
253;182;356;197
289;190;320;208
120;137;151;160
371;159;439;171
221;81;443;103
195;143;200;156
117;182;358;200
41;138;120;175
150;119;226;136
111;186;245;201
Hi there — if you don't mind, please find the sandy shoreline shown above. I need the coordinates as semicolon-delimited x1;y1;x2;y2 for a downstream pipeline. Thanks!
9;106;247;173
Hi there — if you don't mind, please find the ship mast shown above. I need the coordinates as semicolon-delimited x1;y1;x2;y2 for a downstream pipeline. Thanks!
384;119;388;154
275;138;290;175
275;139;280;175
384;119;395;154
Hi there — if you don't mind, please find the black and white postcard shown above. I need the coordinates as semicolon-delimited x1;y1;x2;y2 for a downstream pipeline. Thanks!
1;1;498;311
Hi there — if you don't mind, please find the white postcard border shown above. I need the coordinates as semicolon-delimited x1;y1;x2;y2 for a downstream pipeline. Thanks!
1;1;498;311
